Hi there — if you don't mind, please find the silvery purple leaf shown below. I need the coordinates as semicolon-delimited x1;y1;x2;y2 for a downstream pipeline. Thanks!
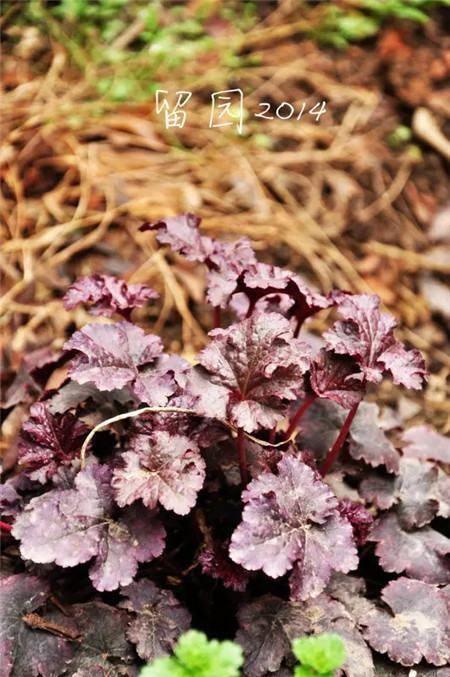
324;293;426;389
370;513;450;584
229;456;357;598
402;425;450;463
63;274;158;319
65;321;164;391
112;430;205;516
194;312;309;432
362;578;450;666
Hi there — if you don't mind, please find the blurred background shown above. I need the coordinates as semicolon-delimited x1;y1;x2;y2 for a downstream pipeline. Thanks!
1;0;449;434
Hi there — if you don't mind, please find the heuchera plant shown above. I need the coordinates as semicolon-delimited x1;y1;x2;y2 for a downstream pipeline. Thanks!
2;213;449;677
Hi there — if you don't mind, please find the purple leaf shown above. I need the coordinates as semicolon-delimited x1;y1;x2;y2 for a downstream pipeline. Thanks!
402;425;450;463
63;274;158;319
17;402;89;483
238;262;331;326
64;321;164;391
370;513;450;584
0;574;72;677
362;578;450;666
140;213;214;261
347;402;401;473
324;293;426;389
309;349;364;409
235;595;311;676
12;464;165;591
132;353;190;407
194;312;309;432
361;457;450;529
199;540;249;592
140;213;257;308
229;456;357;599
119;579;191;661
63;601;134;675
112;430;205;516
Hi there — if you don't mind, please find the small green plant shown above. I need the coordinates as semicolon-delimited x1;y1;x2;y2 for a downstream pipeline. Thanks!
139;630;345;677
311;0;449;49
292;634;346;677
140;630;244;677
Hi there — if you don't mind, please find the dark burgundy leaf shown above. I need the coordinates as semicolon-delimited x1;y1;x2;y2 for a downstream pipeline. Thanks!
193;311;309;432
17;402;89;483
338;499;373;546
324;293;426;389
199;540;249;592
119;579;191;661
112;430;205;516
229;456;357;599
235;595;311;676
2;348;64;410
370;513;450;584
238;262;331;325
0;574;72;677
64;321;164;392
362;578;450;666
12;464;165;591
64;601;134;675
402;425;450;463
63;274;157;319
309;349;364;409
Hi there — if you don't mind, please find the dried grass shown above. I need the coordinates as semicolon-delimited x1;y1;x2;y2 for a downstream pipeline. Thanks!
1;14;449;429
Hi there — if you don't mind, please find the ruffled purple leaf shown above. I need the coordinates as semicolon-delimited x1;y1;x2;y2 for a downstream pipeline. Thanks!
140;213;257;309
309;349;364;409
0;574;72;677
370;513;450;584
12;464;165;591
361;457;450;528
193;312;309;432
64;321;164;392
140;213;213;261
119;579;191;661
112;430;205;516
402;425;450;463
63;274;158;319
229;456;357;599
237;262;331;327
324;293;426;389
17;402;89;483
362;578;450;666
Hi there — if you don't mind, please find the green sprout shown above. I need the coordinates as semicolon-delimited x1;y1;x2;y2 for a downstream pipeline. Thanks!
293;633;346;677
140;630;244;677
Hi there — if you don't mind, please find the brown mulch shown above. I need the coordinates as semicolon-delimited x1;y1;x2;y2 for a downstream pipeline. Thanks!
1;8;449;437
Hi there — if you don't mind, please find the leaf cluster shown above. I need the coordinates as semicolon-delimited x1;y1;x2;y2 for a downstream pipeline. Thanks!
2;214;449;677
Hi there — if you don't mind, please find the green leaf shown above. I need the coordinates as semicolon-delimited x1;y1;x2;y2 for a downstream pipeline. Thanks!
140;630;243;677
292;634;346;675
